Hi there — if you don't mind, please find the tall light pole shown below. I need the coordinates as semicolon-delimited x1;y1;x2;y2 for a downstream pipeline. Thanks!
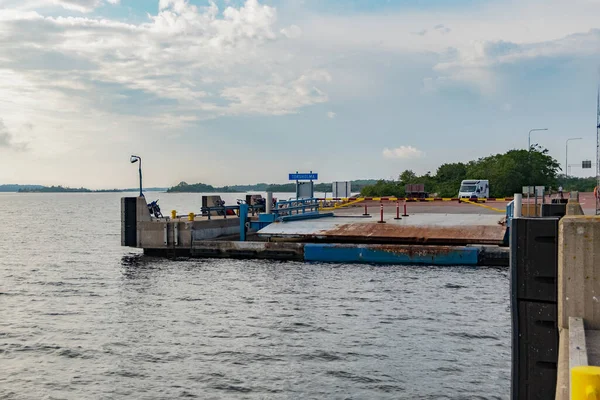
528;128;548;151
130;155;143;197
565;137;582;178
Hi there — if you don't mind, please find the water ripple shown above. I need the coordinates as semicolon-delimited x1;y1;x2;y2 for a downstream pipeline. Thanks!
0;193;511;399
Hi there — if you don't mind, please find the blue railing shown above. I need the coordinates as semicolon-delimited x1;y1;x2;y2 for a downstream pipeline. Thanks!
506;200;514;228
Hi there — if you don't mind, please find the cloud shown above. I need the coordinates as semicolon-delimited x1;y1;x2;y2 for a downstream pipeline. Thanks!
327;111;336;119
382;146;424;159
6;0;119;12
298;0;600;94
414;24;451;36
281;24;302;39
0;0;332;125
0;119;27;151
433;24;451;34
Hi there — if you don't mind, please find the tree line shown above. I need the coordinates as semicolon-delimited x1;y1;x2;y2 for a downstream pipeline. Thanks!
167;180;379;193
360;147;590;198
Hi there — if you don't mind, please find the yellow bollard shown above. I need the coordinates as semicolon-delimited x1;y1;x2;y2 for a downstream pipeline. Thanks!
188;212;195;221
171;210;177;219
572;366;600;400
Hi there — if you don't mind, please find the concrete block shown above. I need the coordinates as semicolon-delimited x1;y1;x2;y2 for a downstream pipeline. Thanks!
558;216;600;330
191;218;240;240
136;196;151;221
566;200;584;216
191;241;304;260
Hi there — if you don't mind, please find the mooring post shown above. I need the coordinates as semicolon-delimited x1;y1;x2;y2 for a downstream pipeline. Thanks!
514;193;522;218
266;192;273;214
239;203;248;242
363;204;369;216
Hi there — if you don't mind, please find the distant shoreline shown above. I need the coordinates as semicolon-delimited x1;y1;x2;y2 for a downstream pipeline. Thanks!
1;179;378;194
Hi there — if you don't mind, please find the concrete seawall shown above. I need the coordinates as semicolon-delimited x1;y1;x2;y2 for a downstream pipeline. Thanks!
555;215;600;399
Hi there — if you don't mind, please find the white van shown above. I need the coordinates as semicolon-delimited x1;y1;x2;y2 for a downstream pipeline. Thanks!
458;180;489;199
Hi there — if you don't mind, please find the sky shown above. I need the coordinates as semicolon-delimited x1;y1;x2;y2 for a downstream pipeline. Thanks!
0;0;599;189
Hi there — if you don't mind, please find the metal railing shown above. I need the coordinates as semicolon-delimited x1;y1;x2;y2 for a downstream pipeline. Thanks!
200;204;265;220
272;198;320;217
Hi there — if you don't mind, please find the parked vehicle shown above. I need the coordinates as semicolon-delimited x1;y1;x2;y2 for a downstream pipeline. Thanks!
458;180;489;199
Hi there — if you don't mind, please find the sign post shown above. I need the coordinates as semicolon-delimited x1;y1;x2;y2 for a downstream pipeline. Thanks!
289;171;318;199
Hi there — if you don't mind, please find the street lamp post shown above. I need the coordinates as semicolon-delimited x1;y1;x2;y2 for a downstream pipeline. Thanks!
528;128;548;151
565;138;583;178
130;155;143;197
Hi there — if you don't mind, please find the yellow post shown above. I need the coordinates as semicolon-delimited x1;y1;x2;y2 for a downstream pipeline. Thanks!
171;210;177;219
188;213;195;221
572;366;600;400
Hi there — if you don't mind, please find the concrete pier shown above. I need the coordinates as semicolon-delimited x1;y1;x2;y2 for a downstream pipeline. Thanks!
121;196;510;266
555;215;600;399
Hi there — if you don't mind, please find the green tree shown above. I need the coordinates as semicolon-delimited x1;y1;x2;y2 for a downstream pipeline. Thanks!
361;180;404;197
556;175;597;192
360;147;561;198
399;170;417;184
466;147;560;197
435;163;467;197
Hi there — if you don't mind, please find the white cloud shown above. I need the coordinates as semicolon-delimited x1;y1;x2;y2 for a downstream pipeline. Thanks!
3;0;120;12
281;24;302;39
327;111;336;119
0;0;334;155
382;146;424;159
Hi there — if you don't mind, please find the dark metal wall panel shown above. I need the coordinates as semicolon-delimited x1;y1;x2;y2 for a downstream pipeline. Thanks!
541;204;566;218
510;217;559;400
516;301;558;400
122;197;137;247
511;218;559;303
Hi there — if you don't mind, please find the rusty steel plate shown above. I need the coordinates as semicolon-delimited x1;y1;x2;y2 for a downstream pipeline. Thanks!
258;214;507;245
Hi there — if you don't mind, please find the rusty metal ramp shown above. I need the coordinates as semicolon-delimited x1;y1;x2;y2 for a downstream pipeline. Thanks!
257;213;507;245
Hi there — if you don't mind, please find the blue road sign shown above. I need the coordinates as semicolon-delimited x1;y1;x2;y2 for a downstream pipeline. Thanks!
289;173;318;180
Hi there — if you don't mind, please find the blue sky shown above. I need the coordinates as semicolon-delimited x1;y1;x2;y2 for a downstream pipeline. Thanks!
0;0;599;188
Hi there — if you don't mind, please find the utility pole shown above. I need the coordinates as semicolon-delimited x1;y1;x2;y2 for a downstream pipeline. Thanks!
596;87;600;215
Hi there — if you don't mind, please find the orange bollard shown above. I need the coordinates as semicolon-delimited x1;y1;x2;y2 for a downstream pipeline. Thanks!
377;203;386;224
394;201;402;220
402;202;409;217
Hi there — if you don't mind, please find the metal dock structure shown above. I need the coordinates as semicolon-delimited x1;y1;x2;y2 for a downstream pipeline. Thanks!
257;214;507;245
122;196;510;266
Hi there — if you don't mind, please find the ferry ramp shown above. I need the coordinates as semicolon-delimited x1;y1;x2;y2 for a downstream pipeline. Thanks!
258;213;507;246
